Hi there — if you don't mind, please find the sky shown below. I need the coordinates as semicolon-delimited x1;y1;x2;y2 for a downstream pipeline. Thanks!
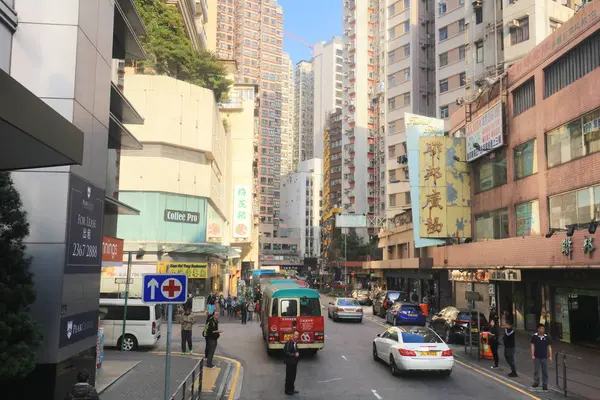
279;0;343;65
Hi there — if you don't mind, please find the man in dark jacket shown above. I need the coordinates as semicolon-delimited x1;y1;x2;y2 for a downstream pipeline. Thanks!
283;330;300;395
203;313;223;368
503;319;518;377
65;369;99;400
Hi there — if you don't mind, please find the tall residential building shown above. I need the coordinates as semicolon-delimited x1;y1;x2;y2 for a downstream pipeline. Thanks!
434;0;576;129
281;53;295;175
294;60;315;162
211;0;285;264
166;0;209;50
313;36;345;159
280;159;323;259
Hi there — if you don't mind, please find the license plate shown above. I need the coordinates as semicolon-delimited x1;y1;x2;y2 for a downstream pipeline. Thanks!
420;351;438;356
408;314;417;317
283;334;292;341
472;328;478;333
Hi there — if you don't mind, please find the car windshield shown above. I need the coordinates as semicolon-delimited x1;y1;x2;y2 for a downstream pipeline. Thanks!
338;299;359;306
458;312;488;323
401;305;421;312
401;328;443;343
388;292;401;301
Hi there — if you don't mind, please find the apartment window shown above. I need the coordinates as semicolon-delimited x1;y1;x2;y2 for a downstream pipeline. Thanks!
389;26;397;39
440;105;449;119
510;17;529;45
546;107;600;167
439;0;447;14
439;27;448;41
475;208;509;239
476;41;484;63
544;30;600;98
459;72;466;86
439;78;449;93
473;147;507;193
403;92;411;105
389;3;396;15
458;19;465;32
404;20;410;33
459;0;465;4
388;121;396;134
404;43;410;56
388;145;397;158
404;0;410;8
388;97;396;110
459;45;466;60
388;73;397;87
389;50;396;63
404;68;410;81
550;19;562;32
514;139;537;179
475;8;483;24
389;169;397;182
516;200;540;237
439;52;448;67
512;78;535;116
389;194;396;207
549;185;600;229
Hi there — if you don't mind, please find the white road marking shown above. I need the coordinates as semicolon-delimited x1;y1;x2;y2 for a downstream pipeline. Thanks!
341;355;348;361
317;378;342;383
371;389;383;399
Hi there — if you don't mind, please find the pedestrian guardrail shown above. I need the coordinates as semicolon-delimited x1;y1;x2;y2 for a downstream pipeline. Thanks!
170;358;204;400
556;351;600;399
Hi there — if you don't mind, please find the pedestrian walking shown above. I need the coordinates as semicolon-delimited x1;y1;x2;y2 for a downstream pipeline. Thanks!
226;295;232;316
283;330;300;396
64;369;99;400
247;299;255;321
241;299;248;324
531;323;553;391
207;292;216;315
203;313;223;369
181;308;195;355
255;299;261;322
489;319;499;368
503;319;518;377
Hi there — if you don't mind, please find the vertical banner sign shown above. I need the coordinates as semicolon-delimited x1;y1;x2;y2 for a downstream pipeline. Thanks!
233;185;251;239
65;174;105;273
465;102;503;162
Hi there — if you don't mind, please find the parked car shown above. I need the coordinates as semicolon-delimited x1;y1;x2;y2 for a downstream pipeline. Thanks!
373;326;453;376
429;306;489;344
352;290;372;305
327;297;363;322
372;291;402;318
385;302;426;326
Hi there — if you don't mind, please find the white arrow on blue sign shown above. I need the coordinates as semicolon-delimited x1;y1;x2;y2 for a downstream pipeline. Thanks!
142;274;188;304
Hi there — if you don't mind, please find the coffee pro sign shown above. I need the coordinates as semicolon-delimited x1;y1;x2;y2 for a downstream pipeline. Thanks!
164;209;200;224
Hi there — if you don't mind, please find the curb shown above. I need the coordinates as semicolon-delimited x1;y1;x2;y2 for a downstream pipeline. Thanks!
97;361;140;394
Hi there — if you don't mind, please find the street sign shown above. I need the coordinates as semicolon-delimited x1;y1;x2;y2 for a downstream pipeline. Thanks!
142;274;188;304
115;278;133;284
465;291;482;302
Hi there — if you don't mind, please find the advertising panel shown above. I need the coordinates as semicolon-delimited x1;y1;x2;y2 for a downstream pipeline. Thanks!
232;185;251;239
335;214;367;228
101;264;156;278
59;310;99;348
101;236;124;268
405;114;446;248
206;203;224;243
465;102;503;162
418;136;471;239
65;174;105;273
157;261;208;278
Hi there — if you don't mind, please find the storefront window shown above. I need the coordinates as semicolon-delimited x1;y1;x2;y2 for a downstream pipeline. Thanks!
514;139;537;180
515;200;540;236
473;148;507;193
546;107;600;168
475;208;509;239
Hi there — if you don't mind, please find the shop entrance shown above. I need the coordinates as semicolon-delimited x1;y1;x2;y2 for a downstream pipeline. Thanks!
569;294;600;344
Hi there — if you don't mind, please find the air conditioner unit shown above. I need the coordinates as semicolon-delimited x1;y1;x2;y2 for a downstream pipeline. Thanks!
349;100;355;106
508;19;520;28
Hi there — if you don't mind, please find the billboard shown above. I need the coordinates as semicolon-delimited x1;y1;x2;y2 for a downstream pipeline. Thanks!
405;114;446;248
419;136;471;239
465;102;503;162
335;214;367;228
232;185;251;239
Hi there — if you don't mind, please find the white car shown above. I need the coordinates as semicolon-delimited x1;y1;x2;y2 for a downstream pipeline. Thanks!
372;326;454;376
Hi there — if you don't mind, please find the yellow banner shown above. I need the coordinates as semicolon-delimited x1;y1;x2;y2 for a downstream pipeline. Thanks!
157;262;208;278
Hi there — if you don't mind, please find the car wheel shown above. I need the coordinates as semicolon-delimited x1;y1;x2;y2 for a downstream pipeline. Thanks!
393;317;398;326
358;318;363;323
389;355;400;376
373;344;379;361
444;328;453;344
118;334;138;351
328;310;331;319
333;314;338;322
440;369;452;377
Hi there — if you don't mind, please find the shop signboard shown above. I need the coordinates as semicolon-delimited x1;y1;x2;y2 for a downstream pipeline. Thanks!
489;269;522;282
232;185;251;239
158;262;208;278
465;102;503;162
59;310;99;348
164;209;200;224
65;174;105;273
449;269;489;282
101;236;124;268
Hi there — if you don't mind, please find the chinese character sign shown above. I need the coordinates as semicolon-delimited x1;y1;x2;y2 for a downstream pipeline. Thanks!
233;185;251;239
465;102;503;162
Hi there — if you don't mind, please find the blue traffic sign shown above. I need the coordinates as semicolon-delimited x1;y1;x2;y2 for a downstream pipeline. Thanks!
142;274;188;304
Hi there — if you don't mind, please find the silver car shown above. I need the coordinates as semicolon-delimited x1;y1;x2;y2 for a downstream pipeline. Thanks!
327;298;363;322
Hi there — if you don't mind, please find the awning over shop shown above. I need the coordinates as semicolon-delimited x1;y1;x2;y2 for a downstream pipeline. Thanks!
104;196;141;215
108;114;143;150
0;69;84;171
110;83;144;125
168;243;242;259
113;0;147;60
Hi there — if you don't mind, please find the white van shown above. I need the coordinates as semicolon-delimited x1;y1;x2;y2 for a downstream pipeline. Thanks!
99;299;162;351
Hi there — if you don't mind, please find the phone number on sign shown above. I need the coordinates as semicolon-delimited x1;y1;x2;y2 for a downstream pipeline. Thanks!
72;243;98;258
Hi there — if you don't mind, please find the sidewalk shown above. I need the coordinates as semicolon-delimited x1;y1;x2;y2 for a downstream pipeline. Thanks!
451;330;600;399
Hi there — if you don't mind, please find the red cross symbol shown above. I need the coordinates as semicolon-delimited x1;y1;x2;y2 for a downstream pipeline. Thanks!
162;279;182;299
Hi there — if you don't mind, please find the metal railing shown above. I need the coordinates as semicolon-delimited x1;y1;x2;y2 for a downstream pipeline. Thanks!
170;358;203;400
556;351;600;399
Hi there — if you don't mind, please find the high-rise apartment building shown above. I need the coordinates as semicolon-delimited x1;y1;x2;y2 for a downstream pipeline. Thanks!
313;36;345;159
294;60;315;162
281;53;295;175
211;0;285;263
434;0;576;129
